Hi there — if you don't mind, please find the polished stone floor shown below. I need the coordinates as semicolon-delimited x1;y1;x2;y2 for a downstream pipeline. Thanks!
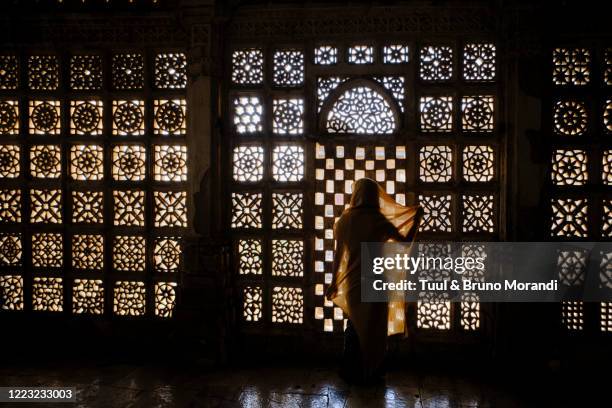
0;359;566;408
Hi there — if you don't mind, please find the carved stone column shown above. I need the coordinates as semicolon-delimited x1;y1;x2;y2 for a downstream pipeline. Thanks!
178;1;232;364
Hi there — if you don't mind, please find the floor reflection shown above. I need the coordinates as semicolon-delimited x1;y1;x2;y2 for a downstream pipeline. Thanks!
0;363;533;408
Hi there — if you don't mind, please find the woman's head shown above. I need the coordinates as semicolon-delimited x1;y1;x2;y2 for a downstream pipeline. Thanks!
350;178;380;209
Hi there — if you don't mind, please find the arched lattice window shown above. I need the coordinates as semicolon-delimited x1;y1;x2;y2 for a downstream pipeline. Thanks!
229;42;501;334
324;84;397;134
0;51;188;317
549;47;612;332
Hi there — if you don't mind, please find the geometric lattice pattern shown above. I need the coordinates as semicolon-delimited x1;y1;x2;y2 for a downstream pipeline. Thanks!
231;192;263;229
419;194;452;233
29;100;61;135
32;277;63;312
418;293;451;330
272;193;303;229
112;145;146;181
316;77;348;112
70;100;103;135
0;55;18;90
419;145;453;182
28;55;60;91
112;100;145;136
72;234;104;271
72;191;104;224
600;303;611;336
551;46;609;333
0;234;21;266
113;281;146;316
272;145;304;182
604;100;612;134
383;45;409;64
551;198;588;238
552;149;588;186
154;238;182;273
327;87;396;134
30;189;62;224
554;100;588;136
461;293;481;330
243;286;263;322
233;145;264;182
273;98;304;135
154;145;187;182
112;53;144;90
271;286;304;324
70;55;102;90
461;96;494;132
462;194;495;233
0;275;24;311
232;49;264;85
314;46;338;65
0;100;19;135
230;44;499;334
553;48;590;86
603;150;612;185
238;239;263;275
420;97;453;132
73;279;104;315
420;46;453;81
154;53;187;89
155;282;177;318
154;99;186;136
557;250;587;286
32;233;63;268
348;46;374;65
463;43;496;81
70;145;104;181
30;145;61;179
599;251;612;289
113;190;145;227
0;144;20;178
601;302;612;333
0;189;21;223
154;191;187;228
113;236;146;272
562;301;584;330
604;200;612;238
0;52;186;317
233;96;263;134
374;76;405;112
272;240;304;277
273;50;304;87
463;145;495;182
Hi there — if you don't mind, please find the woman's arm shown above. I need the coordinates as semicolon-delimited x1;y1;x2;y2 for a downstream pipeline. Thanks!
388;206;424;242
405;206;424;241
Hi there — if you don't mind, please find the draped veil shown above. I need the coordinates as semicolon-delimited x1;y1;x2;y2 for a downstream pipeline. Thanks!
326;178;420;376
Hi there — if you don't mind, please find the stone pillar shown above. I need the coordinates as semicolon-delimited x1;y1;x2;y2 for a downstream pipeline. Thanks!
176;3;232;365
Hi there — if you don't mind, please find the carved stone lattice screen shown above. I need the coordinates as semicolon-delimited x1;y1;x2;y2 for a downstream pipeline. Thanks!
0;51;187;317
229;41;501;334
549;47;612;332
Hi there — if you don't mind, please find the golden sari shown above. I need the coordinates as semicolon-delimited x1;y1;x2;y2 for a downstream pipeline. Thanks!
326;178;420;378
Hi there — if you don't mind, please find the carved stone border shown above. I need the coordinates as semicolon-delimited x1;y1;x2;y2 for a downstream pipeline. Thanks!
227;6;499;40
0;15;189;46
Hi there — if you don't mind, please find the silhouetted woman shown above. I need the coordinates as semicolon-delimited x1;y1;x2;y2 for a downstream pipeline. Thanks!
326;178;423;384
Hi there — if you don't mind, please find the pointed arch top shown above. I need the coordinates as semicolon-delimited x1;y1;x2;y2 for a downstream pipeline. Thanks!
321;80;399;135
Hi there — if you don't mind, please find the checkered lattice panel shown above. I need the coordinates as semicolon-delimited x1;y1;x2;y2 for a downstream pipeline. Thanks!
314;143;407;332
